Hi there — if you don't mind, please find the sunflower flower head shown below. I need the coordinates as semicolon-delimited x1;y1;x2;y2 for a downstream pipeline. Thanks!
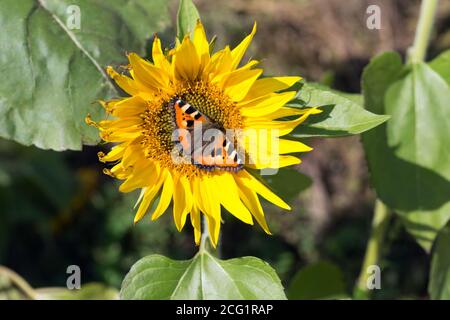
89;21;320;247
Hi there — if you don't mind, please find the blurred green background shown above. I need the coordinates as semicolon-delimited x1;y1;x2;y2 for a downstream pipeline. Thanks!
1;0;449;299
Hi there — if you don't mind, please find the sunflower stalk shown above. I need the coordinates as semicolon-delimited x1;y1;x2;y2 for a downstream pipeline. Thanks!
355;0;439;299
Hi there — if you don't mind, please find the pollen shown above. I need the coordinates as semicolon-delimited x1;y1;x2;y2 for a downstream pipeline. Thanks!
176;81;243;130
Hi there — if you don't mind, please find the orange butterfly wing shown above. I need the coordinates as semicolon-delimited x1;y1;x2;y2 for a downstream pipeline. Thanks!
197;133;243;172
169;98;243;172
172;99;209;129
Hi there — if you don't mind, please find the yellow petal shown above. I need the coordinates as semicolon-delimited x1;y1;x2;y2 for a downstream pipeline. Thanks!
236;170;290;210
243;134;310;167
213;174;253;225
107;163;128;179
247;151;302;169
106;66;139;95
244;107;320;136
194;176;221;246
205;210;220;248
100;130;140;143
120;139;143;168
107;96;148;118
191;175;209;214
119;161;159;193
278;155;301;167
152;35;171;73
224;68;263;102
206;46;233;81
212;59;259;87
134;170;166;223
134;187;147;209
253;155;301;169
173;175;193;231
230;22;257;70
173;36;201;81
245;76;301;101
99;99;119;114
235;179;272;234
240;91;296;117
128;53;169;90
98;143;127;163
191;176;221;247
151;172;174;220
99;118;142;131
193;21;210;72
262;106;322;121
190;204;202;245
278;139;312;154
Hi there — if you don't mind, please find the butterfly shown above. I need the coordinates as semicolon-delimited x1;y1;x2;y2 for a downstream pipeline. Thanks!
168;97;244;172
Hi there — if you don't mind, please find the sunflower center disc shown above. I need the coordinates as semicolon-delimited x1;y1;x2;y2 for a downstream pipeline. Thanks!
141;81;243;176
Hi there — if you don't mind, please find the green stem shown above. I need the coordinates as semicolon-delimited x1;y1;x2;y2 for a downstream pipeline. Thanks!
354;200;391;299
199;216;210;254
409;0;439;63
353;0;439;299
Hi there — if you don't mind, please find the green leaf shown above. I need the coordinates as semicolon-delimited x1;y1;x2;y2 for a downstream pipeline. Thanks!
35;283;119;300
263;168;312;203
333;92;363;106
177;0;200;40
289;82;389;138
362;52;450;251
429;50;450;86
429;223;450;299
120;254;287;300
0;0;169;151
287;261;347;300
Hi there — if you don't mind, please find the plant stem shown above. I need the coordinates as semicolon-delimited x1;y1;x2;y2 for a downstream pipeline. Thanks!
409;0;439;63
199;216;210;254
354;0;439;299
354;199;391;299
0;266;37;300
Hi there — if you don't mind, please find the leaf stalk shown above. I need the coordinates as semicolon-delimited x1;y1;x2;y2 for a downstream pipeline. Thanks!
409;0;439;63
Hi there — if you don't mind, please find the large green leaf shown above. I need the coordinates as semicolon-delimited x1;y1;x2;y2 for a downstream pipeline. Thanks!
287;261;347;300
362;52;450;251
289;83;389;138
120;254;286;300
0;0;169;151
429;50;450;86
177;0;200;40
429;223;450;300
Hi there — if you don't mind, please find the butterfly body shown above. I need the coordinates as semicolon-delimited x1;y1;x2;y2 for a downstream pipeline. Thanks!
168;97;244;172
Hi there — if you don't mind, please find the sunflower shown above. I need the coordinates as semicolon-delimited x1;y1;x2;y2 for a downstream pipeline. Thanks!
88;21;320;247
